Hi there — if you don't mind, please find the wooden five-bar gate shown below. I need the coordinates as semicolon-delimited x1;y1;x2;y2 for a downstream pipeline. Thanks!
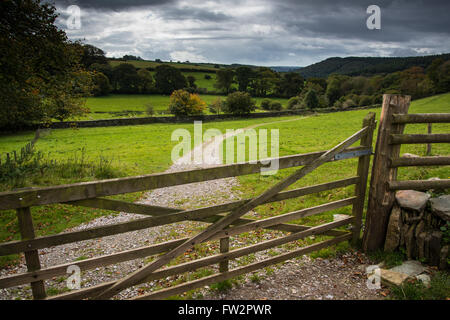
0;112;377;300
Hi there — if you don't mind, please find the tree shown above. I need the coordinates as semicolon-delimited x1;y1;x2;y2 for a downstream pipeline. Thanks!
89;63;113;80
81;44;108;68
249;68;279;97
112;63;140;93
154;65;187;94
276;72;304;97
303;89;319;109
137;69;154;93
260;99;271;110
0;0;92;128
214;69;235;94
235;66;255;92
325;76;342;105
169;89;206;116
187;75;197;89
223;92;255;115
92;72;112;96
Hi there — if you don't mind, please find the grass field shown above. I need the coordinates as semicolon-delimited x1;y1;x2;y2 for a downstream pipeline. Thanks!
0;93;448;269
80;94;290;120
108;59;221;72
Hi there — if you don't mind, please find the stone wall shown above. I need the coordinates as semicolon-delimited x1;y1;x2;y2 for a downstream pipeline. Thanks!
3;104;380;132
384;190;449;269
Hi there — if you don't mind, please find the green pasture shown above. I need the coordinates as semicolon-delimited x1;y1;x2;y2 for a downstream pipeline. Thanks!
0;93;448;268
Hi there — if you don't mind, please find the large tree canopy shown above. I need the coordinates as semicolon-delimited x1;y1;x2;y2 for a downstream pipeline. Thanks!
0;0;91;129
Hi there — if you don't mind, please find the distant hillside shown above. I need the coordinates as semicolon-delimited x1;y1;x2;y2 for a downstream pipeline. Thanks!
296;53;450;78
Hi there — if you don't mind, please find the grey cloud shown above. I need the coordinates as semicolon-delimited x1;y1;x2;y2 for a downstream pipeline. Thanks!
55;0;450;66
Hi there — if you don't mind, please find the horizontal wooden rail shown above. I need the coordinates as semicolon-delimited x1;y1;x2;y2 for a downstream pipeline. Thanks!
0;178;357;256
391;113;450;124
390;156;450;167
133;234;352;300
389;133;450;144
207;197;356;241
0;147;368;210
47;219;353;300
389;179;450;190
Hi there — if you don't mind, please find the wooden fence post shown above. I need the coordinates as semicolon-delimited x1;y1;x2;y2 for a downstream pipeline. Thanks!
352;112;376;244
362;94;411;252
426;123;432;155
219;237;230;273
17;207;46;299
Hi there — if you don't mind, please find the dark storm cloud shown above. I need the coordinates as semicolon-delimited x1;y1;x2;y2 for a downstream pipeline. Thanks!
270;0;450;42
55;0;450;66
52;0;175;10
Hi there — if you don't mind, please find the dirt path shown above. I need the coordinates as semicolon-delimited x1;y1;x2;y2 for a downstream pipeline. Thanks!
0;117;382;300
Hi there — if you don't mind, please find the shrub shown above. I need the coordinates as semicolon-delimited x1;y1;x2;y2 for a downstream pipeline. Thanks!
145;104;155;116
342;99;357;109
204;74;212;80
260;99;272;110
287;97;302;109
169;90;206;116
303;89;319;109
359;95;372;107
270;101;282;111
223;92;255;115
209;98;223;114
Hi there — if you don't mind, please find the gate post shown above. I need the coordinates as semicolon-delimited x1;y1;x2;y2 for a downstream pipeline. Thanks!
362;94;410;252
351;112;376;244
17;207;47;299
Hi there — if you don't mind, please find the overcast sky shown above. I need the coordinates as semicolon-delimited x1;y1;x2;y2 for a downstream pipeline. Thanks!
53;0;450;67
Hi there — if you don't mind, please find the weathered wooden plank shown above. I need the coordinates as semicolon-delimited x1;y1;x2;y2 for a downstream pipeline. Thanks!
49;227;352;300
390;156;450;167
93;126;367;299
363;94;411;252
67;198;179;216
0;238;185;289
0;147;368;210
0;220;347;290
207;198;356;240
219;237;230;273
16;208;46;300
389;179;450;190
352;113;376;243
0;178;357;256
391;113;450;124
133;234;352;300
389;133;450;144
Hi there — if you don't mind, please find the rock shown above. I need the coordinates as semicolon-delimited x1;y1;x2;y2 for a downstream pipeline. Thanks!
402;153;419;158
395;190;430;212
380;269;410;287
415;274;431;288
430;195;450;222
384;205;403;252
390;260;425;277
333;214;351;222
439;245;449;270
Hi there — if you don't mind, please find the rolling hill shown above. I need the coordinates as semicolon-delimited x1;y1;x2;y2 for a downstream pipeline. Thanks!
296;53;450;78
